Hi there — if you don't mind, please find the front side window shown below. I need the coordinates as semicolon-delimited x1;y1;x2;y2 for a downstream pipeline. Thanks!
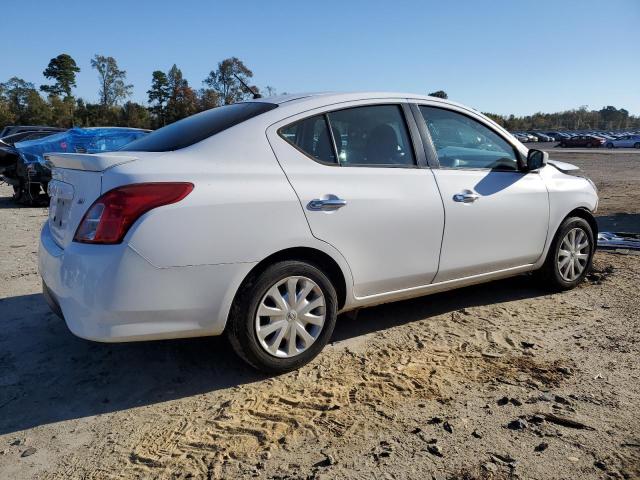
279;104;416;168
419;106;519;171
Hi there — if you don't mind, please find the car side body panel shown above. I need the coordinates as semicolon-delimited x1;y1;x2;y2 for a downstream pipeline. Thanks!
266;98;446;298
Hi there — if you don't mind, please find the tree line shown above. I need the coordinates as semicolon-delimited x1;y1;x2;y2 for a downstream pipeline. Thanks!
0;53;275;130
1;56;638;132
482;106;640;131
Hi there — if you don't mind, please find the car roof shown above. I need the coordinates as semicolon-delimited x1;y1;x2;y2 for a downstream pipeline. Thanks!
254;91;473;111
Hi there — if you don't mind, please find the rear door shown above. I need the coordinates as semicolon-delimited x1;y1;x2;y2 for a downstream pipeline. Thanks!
267;100;445;298
413;103;549;282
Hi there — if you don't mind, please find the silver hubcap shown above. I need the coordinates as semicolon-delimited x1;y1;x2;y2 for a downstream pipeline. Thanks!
255;276;326;358
557;228;590;281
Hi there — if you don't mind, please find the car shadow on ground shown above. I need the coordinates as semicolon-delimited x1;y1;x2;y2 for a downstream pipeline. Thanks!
0;193;48;210
0;275;547;436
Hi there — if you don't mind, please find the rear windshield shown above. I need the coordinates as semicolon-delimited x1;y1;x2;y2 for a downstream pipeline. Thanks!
122;102;277;152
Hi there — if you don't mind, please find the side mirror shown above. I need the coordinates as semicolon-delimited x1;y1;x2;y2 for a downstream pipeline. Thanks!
526;149;548;171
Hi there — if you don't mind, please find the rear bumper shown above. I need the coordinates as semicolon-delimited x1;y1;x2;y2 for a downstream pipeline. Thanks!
38;223;255;342
42;280;63;319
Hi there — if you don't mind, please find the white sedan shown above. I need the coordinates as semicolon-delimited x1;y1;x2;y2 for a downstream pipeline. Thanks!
39;92;599;372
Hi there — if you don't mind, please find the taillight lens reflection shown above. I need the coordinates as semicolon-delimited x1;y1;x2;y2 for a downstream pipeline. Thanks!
74;183;194;244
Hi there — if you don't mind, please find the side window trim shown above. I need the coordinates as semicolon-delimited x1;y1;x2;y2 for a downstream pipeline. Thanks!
401;103;429;168
277;114;339;167
409;103;440;169
411;103;526;171
325;113;342;166
278;102;421;169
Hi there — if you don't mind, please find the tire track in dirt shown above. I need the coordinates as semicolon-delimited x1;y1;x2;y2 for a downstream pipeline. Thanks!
38;295;595;479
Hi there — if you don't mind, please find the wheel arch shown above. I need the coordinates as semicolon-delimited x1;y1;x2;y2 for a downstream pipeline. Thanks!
566;207;598;240
230;247;349;315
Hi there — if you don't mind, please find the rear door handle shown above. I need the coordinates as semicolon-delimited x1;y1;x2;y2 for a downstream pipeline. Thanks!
453;191;480;203
307;195;347;211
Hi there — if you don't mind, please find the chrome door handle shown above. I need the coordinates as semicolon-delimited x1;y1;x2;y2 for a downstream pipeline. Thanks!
307;196;347;211
453;191;480;203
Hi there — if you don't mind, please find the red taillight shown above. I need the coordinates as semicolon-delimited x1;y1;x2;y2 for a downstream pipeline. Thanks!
74;183;194;244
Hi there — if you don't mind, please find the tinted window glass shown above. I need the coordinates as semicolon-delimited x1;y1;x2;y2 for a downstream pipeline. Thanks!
123;102;277;152
327;105;415;167
419;106;519;171
279;115;337;164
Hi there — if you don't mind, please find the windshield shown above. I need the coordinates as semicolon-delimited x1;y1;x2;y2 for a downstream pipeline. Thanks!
122;102;277;152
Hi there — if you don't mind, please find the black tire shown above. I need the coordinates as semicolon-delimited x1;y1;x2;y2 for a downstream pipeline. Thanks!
537;216;595;291
11;184;24;203
634;142;640;149
13;183;41;206
226;260;338;373
606;143;613;149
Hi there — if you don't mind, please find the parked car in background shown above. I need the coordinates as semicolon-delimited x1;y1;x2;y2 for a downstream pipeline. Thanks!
39;92;599;372
2;127;149;204
546;132;569;141
0;129;64;198
560;135;605;148
0;125;64;138
511;132;529;142
605;134;640;149
530;132;552;142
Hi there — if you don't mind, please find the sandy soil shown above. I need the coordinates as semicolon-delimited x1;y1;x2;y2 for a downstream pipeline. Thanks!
0;149;639;480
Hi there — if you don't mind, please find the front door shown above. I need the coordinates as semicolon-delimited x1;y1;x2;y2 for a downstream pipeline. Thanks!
268;101;445;298
415;104;549;282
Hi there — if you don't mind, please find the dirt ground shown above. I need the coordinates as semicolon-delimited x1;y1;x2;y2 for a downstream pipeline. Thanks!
0;149;639;480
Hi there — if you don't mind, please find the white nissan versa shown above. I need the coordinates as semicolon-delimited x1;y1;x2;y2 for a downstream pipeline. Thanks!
39;92;599;372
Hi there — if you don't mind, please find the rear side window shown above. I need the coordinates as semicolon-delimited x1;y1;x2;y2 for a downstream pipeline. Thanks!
279;115;337;164
327;105;415;167
123;102;277;152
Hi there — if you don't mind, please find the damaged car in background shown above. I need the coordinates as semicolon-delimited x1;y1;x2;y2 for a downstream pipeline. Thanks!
0;127;149;204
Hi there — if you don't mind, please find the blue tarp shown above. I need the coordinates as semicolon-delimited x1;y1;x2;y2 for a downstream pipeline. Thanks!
14;127;149;166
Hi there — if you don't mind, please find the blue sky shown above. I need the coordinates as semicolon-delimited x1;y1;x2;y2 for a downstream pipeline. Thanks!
3;0;639;116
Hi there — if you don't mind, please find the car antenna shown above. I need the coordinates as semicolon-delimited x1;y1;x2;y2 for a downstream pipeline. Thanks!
234;74;261;99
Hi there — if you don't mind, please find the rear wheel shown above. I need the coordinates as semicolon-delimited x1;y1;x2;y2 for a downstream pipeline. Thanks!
634;142;640;149
226;260;338;373
538;217;594;290
606;142;614;149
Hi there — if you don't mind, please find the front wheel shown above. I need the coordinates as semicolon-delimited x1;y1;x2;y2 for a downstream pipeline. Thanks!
538;217;594;290
226;260;338;373
634;142;640;149
606;143;613;149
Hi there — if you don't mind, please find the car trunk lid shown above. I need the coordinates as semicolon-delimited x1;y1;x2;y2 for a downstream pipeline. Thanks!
45;152;140;248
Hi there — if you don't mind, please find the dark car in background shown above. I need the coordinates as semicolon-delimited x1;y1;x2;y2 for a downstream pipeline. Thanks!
559;135;605;148
1;127;150;205
0;125;64;138
530;132;552;142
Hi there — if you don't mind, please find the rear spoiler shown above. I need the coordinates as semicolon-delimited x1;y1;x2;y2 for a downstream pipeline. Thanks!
44;152;138;172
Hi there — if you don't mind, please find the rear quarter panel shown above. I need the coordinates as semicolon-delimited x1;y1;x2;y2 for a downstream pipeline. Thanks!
103;123;314;268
